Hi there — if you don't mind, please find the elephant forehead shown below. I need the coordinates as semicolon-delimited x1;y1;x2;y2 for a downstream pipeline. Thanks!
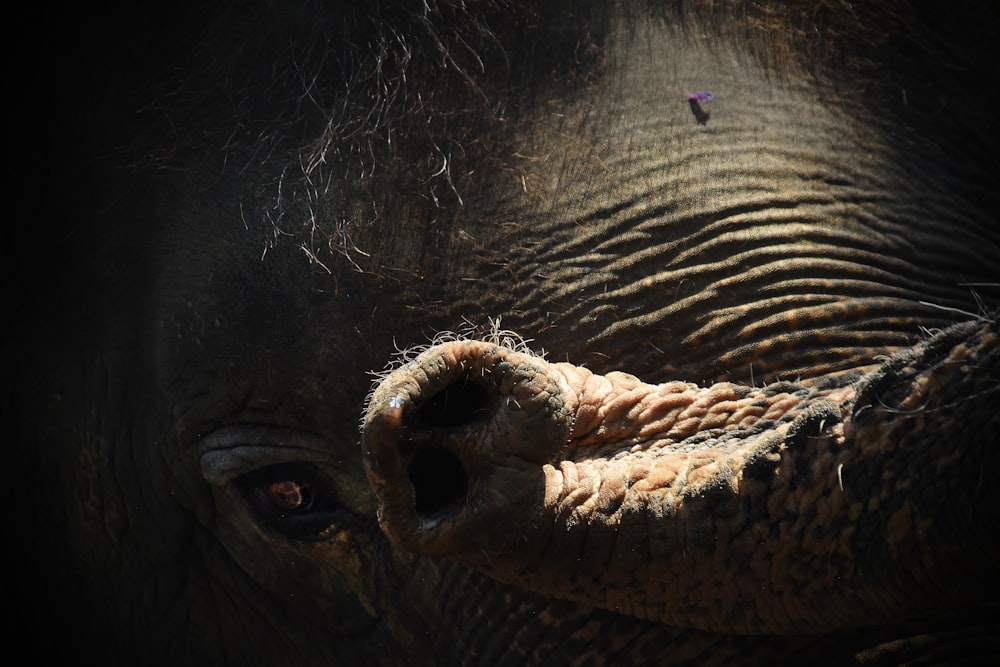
440;21;994;383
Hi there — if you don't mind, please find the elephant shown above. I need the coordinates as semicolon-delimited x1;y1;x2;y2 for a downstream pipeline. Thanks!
8;0;1000;664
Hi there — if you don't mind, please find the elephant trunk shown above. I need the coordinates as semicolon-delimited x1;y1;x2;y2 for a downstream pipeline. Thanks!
361;340;579;557
361;319;999;635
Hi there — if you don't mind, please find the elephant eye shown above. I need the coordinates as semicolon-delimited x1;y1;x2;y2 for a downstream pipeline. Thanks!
237;463;340;539
264;479;314;511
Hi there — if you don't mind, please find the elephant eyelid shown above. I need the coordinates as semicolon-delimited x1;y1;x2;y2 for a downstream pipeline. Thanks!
198;426;339;485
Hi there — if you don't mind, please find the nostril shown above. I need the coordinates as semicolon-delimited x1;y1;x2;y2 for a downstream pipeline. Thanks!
416;371;492;428
408;448;467;518
403;370;492;523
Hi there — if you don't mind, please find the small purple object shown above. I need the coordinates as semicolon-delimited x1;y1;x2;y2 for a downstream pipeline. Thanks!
687;91;714;103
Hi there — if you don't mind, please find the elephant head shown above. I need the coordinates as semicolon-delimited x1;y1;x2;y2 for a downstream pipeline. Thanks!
9;0;999;664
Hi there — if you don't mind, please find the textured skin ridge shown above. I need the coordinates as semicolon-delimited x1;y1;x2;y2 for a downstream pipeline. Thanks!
362;314;999;635
558;368;826;453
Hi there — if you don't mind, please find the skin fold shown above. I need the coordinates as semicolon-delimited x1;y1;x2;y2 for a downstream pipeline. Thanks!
8;0;1000;664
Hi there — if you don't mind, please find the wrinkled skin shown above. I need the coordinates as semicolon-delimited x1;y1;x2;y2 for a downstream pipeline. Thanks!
8;1;1000;665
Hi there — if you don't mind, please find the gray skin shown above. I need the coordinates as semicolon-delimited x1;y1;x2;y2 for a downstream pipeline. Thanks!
8;1;1000;665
